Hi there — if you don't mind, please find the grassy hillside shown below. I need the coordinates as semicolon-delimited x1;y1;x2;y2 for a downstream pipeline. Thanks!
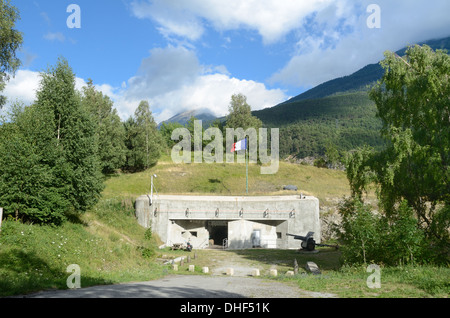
0;195;168;297
103;153;352;207
254;91;385;158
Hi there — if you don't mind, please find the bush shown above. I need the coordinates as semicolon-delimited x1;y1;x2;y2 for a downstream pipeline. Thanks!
334;198;381;264
144;228;152;241
313;157;328;168
335;198;429;266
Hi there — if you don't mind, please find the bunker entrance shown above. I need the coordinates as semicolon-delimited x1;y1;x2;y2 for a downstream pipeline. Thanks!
207;221;228;247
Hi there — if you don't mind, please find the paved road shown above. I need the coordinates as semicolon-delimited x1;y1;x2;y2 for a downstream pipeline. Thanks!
22;275;336;298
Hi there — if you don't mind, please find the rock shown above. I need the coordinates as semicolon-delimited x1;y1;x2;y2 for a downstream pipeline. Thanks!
306;261;321;275
283;185;298;191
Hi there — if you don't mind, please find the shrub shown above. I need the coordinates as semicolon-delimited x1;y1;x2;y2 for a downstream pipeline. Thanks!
335;198;381;264
313;157;328;168
335;198;429;266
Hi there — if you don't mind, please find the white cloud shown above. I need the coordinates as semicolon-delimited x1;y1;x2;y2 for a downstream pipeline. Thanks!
130;0;338;44
124;45;202;99
114;45;287;123
3;60;286;124
270;0;450;87
145;73;286;123
2;70;41;107
43;32;66;42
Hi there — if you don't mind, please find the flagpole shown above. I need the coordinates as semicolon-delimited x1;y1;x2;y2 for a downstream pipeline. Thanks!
246;137;248;195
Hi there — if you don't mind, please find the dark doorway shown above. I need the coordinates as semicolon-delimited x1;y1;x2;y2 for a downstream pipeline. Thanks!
208;221;228;247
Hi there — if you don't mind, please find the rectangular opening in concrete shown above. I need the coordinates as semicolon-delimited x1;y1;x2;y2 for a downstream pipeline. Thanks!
207;220;228;247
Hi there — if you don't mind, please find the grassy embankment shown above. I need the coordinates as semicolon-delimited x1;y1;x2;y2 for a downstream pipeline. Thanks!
0;155;448;297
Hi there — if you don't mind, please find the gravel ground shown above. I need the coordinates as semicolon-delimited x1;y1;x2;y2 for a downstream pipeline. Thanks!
22;275;336;298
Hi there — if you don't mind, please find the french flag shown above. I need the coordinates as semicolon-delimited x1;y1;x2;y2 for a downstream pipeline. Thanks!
231;138;247;152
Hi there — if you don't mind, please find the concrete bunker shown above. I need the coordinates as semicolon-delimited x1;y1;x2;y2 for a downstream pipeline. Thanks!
135;195;320;250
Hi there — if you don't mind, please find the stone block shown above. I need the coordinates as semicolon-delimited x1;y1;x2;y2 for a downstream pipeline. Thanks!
286;271;294;276
202;267;209;274
251;269;260;277
270;269;278;277
189;265;195;272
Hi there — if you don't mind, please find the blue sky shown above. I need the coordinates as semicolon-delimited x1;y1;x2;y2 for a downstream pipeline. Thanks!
3;0;450;123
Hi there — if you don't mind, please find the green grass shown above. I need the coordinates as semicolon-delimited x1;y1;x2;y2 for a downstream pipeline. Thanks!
285;264;450;298
103;153;353;208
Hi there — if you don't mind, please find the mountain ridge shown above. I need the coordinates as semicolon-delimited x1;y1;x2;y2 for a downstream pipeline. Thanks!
158;108;216;128
279;36;450;105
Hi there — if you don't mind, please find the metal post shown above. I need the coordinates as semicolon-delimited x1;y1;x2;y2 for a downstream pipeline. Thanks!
150;174;157;205
150;175;153;204
246;137;248;195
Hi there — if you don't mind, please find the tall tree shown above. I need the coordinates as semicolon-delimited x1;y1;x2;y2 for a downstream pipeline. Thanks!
0;58;104;225
124;101;161;171
34;57;104;212
225;93;262;130
225;94;263;159
81;79;126;174
0;0;23;108
0;103;69;225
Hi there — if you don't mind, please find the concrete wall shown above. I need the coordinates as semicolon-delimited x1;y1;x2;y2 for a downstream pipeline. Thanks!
228;219;278;249
135;194;320;249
